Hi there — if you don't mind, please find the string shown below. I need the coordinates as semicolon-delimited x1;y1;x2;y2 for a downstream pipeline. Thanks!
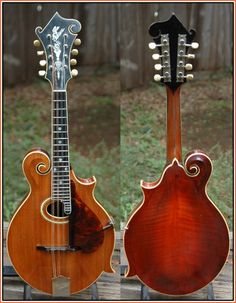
50;32;72;278
50;33;57;278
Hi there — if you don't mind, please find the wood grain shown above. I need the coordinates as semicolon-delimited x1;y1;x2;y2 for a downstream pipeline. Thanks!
124;152;229;295
7;149;115;295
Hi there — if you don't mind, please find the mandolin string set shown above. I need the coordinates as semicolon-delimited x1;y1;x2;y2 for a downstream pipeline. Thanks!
6;12;230;299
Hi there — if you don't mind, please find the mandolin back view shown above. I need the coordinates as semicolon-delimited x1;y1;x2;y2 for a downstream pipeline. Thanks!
124;15;229;295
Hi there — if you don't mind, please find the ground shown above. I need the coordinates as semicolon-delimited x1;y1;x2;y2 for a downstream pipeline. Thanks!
3;69;232;228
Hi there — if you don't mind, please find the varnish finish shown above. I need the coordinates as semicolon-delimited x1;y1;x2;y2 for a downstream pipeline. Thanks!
7;150;115;294
124;153;229;295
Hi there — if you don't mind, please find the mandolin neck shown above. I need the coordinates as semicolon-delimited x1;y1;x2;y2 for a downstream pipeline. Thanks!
166;86;182;164
51;90;71;214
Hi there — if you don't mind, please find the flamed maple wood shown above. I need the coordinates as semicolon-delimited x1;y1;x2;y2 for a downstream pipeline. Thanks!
124;152;229;295
7;149;115;294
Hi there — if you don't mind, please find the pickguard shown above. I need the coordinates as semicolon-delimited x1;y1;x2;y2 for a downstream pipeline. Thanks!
69;180;104;253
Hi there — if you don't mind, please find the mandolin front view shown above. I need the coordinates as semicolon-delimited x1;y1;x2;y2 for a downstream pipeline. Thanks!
124;15;229;296
7;13;115;295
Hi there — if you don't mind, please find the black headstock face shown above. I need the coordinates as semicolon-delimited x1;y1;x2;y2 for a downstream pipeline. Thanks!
34;12;82;90
149;14;198;91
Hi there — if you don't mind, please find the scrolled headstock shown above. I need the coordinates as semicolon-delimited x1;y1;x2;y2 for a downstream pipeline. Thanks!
33;12;82;90
149;14;198;91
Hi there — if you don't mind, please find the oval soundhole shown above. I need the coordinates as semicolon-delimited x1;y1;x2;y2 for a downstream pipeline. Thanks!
47;201;66;218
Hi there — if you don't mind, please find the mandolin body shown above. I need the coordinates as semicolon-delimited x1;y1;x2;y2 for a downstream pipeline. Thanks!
124;151;229;295
7;149;115;295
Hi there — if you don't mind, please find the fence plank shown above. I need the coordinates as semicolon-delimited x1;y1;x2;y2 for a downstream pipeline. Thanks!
3;3;233;88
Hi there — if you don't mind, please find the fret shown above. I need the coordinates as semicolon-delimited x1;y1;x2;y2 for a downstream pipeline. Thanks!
52;186;71;189
53;124;67;126
53;131;67;133
52;165;69;168
53;99;66;101
53;108;66;110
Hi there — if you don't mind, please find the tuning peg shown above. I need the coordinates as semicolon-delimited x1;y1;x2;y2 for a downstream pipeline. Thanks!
38;70;46;77
70;59;77;66
154;64;162;71
71;49;79;56
74;38;81;46
71;69;78;77
185;42;199;49
186;74;194;80
39;60;47;67
149;42;156;50
154;74;162;82
191;42;199;49
33;40;41;47
185;63;193;71
37;51;44;56
186;54;195;59
152;54;160;60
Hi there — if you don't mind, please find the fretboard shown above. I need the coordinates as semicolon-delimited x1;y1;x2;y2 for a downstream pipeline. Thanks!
52;90;71;215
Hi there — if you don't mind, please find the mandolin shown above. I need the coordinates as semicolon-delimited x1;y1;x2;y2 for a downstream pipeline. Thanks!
124;14;229;295
7;12;115;295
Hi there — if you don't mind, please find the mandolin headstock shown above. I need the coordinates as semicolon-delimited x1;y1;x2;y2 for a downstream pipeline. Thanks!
149;14;198;91
34;12;82;90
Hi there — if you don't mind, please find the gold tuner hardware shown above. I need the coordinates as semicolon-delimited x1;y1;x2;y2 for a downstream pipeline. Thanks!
154;74;162;82
154;64;162;71
71;49;79;56
74;38;81;46
71;69;78;77
191;42;199;49
186;74;194;80
152;54;160;60
70;59;77;66
39;60;47;67
37;51;44;56
38;70;46;77
149;42;156;50
185;63;193;71
33;40;41;47
187;54;195;59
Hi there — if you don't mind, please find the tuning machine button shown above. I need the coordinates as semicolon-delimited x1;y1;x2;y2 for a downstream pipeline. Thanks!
186;74;194;80
154;64;162;71
149;42;156;50
70;59;77;66
186;54;195;59
39;60;47;67
71;69;78;77
38;70;46;77
71;49;79;56
74;38;81;46
152;54;160;60
33;40;41;47
154;74;162;82
185;42;199;49
185;63;193;71
37;51;44;56
190;42;199;49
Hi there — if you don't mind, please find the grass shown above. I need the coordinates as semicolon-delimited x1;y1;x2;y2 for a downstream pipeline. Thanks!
3;71;233;230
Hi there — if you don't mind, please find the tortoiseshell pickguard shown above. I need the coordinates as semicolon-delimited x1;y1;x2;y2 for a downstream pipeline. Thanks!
69;181;104;253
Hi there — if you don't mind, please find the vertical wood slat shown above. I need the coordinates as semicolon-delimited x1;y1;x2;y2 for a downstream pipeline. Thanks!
3;3;233;88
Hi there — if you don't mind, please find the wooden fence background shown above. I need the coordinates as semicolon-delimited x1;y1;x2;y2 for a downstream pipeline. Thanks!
3;3;233;89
